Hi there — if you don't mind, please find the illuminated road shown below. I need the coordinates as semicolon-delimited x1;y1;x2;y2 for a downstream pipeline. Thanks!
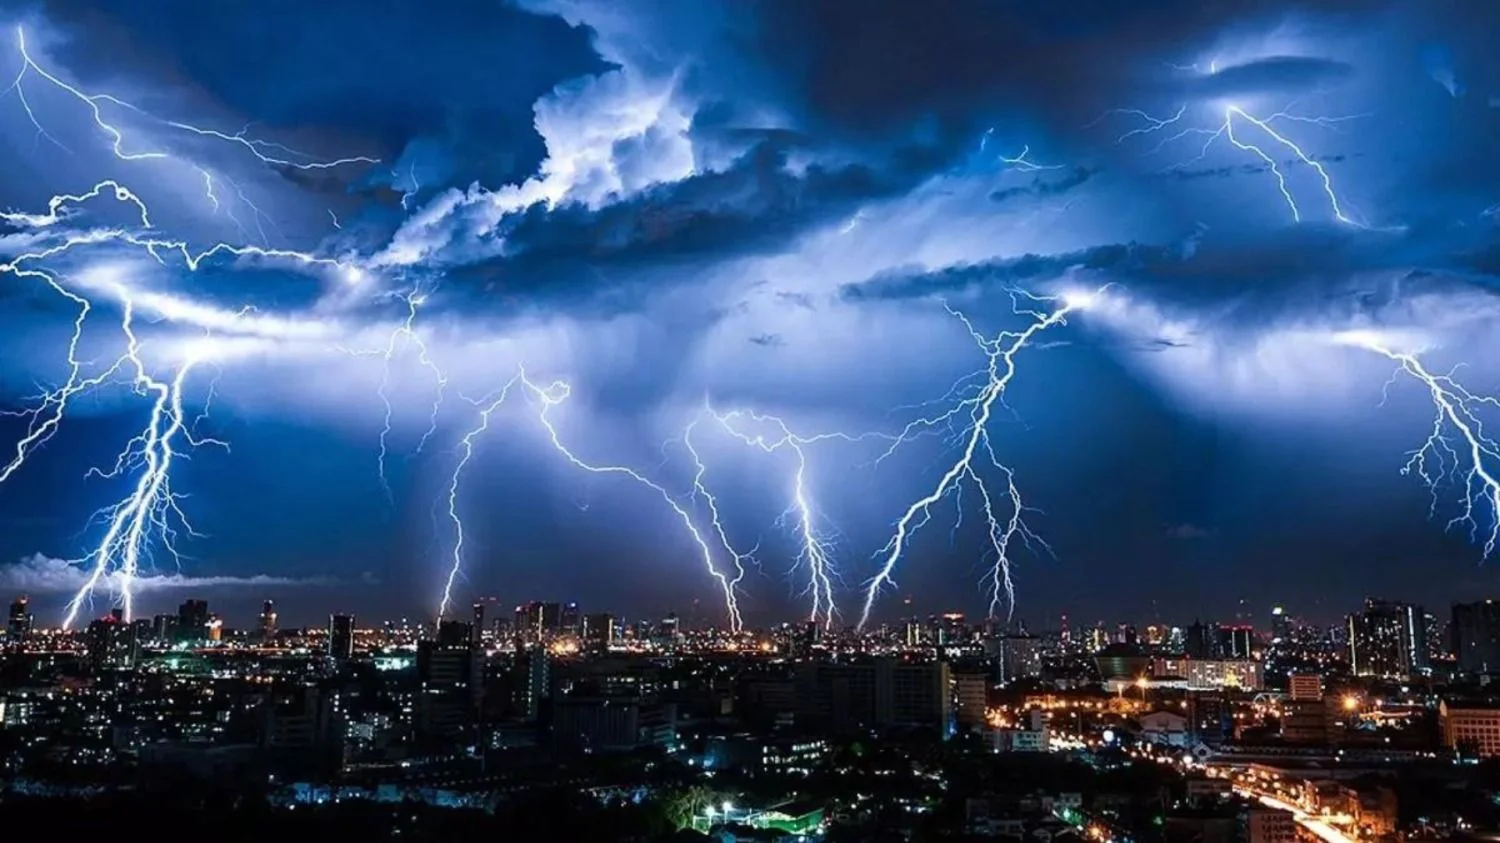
1236;788;1355;843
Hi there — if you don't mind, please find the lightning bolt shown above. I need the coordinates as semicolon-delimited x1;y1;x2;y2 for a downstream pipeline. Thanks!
516;370;746;632
705;408;853;629
61;297;222;628
857;289;1094;630
1093;66;1365;225
999;145;1064;173
5;26;375;223
0;35;370;624
1335;331;1500;557
366;289;448;504
437;375;522;621
679;416;761;613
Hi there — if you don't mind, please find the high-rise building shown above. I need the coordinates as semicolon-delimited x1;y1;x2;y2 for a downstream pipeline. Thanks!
1348;599;1429;678
1271;607;1291;643
1453;600;1500;675
436;619;472;647
258;600;278;642
996;634;1041;685
513;648;550;721
1218;624;1253;659
86;609;137;671
515;602;543;641
177;599;209;643
793;658;951;731
152;614;178;644
1184;621;1215;658
417;622;482;741
582;613;616;651
471;603;485;647
658;612;681;645
540;602;563;634
559;602;581;635
7;595;32;640
792;619;823;658
328;614;355;660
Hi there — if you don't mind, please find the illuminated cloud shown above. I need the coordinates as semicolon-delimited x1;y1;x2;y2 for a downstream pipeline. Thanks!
1;0;1499;624
0;553;328;594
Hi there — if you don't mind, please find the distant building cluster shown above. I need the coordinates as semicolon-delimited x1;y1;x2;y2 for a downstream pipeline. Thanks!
4;591;1500;838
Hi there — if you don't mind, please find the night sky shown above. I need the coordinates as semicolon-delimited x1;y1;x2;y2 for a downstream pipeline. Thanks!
2;0;1500;630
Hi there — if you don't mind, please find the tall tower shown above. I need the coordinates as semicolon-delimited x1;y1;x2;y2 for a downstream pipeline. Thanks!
328;614;355;661
259;600;278;642
7;596;33;640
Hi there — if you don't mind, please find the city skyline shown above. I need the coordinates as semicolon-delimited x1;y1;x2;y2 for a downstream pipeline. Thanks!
3;2;1500;628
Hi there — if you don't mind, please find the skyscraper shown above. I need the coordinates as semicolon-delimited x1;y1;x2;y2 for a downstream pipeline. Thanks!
7;595;32;640
1184;620;1215;658
86;609;137;671
259;600;278;642
1348;599;1429;678
328;614;355;660
513;648;550;721
560;601;581;635
583;613;616;651
1218;625;1253;659
417;620;483;742
541;602;563;634
515;602;544;642
1270;607;1291;643
997;633;1042;685
471;603;485;647
177;599;209;644
1453;600;1500;675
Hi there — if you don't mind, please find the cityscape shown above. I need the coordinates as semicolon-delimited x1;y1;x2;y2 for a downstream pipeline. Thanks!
3;0;1500;840
4;591;1500;840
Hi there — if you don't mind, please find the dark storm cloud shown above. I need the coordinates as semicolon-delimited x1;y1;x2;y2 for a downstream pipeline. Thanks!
752;0;1388;135
842;223;1500;313
9;0;1500;626
990;167;1097;204
39;0;608;190
443;136;967;295
1179;56;1355;100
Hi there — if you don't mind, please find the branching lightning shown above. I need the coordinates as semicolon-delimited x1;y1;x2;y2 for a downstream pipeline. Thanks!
432;368;752;630
1336;331;1500;557
517;370;747;631
1092;61;1365;225
437;375;522;621
8;27;376;176
0;29;373;624
705;408;854;629
62;299;222;628
368;290;449;503
857;290;1094;630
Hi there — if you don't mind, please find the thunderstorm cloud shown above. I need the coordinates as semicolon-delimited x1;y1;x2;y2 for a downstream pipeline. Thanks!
0;0;1498;626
